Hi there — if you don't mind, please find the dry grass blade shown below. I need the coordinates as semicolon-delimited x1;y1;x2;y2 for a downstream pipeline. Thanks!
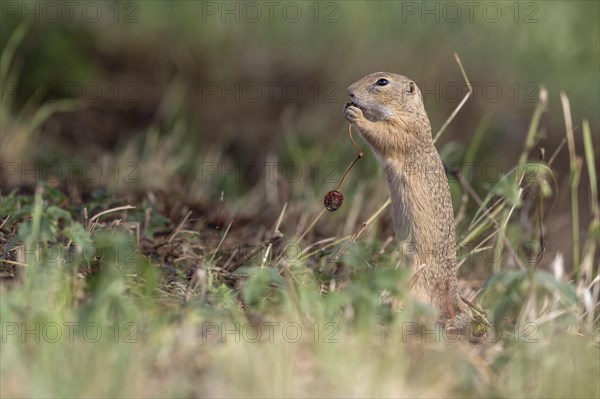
581;120;598;219
209;219;233;264
518;87;548;167
548;138;567;166
0;214;10;231
560;92;583;275
333;198;392;261
433;53;472;143
351;198;392;241
0;259;28;267
299;237;337;256
297;198;391;264
261;203;287;268
168;210;193;243
87;205;136;235
298;209;325;243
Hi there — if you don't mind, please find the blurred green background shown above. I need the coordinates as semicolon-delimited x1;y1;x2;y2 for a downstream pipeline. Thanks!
2;1;598;155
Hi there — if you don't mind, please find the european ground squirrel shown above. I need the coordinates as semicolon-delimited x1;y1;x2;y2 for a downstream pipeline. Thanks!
344;72;473;331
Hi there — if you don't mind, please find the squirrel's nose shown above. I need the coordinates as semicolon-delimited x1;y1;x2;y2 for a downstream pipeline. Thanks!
347;90;355;98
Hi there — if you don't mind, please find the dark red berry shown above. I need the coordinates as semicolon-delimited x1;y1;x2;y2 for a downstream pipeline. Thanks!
324;190;344;211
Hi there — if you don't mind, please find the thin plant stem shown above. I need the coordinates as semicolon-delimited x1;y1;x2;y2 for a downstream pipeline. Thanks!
561;92;582;277
433;53;472;143
336;124;364;191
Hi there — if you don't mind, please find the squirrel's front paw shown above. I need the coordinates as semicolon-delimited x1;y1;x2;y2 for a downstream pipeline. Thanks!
344;104;364;124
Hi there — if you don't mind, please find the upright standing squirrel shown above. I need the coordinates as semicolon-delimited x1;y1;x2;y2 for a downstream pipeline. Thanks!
344;72;472;331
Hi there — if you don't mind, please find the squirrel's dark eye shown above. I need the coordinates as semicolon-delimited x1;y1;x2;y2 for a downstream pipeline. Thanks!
375;78;389;86
407;82;415;93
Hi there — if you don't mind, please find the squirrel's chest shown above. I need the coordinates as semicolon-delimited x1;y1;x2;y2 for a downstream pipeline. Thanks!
384;168;412;241
383;161;447;241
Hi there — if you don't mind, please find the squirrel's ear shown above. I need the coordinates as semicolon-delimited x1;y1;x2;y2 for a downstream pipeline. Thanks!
407;81;415;93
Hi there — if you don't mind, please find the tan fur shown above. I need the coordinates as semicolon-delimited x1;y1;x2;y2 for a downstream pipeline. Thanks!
344;72;472;331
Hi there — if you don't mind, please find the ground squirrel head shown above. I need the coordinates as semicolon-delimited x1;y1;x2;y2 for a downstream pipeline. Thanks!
345;72;431;157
